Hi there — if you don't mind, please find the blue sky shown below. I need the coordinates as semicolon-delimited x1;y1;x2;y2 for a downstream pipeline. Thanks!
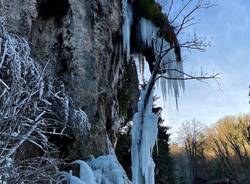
159;0;250;140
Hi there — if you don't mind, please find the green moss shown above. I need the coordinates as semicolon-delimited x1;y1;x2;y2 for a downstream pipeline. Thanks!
117;63;139;118
118;87;131;117
137;0;182;61
138;0;166;28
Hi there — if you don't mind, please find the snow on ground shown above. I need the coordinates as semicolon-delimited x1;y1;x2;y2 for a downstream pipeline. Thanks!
57;155;131;184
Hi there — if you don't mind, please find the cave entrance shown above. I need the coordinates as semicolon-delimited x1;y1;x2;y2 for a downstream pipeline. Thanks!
38;0;69;20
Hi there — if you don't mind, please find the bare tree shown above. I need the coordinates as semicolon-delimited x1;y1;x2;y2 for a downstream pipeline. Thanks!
139;0;218;109
177;119;207;184
211;115;250;184
131;1;217;184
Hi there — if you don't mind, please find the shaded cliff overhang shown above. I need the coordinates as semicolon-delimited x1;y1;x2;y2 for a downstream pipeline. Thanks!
37;0;70;21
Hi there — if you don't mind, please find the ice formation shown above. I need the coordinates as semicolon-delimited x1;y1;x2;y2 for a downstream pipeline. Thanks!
57;155;131;184
88;155;131;184
139;18;159;47
131;83;159;184
121;2;184;104
122;0;133;58
130;11;185;184
139;18;185;105
73;160;96;183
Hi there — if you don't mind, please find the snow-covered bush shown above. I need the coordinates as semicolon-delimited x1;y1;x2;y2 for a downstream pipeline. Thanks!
0;17;90;183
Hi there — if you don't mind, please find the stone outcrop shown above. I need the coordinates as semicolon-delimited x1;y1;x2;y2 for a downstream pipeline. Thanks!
0;0;138;159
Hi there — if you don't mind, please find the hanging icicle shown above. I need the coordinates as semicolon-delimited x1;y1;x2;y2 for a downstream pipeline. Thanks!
131;83;158;184
122;0;133;59
139;17;185;106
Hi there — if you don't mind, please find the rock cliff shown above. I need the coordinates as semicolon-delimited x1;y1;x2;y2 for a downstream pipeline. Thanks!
0;0;185;183
0;0;138;160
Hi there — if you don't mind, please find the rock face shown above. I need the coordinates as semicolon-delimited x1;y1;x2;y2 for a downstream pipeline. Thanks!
0;0;138;159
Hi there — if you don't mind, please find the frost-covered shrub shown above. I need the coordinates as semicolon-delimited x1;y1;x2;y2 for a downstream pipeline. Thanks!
0;17;90;183
72;109;91;136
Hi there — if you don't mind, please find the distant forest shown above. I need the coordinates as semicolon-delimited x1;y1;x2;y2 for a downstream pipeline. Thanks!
171;114;250;184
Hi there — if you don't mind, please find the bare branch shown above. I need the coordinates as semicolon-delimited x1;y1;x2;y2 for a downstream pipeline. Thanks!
155;71;219;81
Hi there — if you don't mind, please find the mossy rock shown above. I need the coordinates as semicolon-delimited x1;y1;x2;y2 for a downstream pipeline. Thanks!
136;0;182;61
138;0;166;28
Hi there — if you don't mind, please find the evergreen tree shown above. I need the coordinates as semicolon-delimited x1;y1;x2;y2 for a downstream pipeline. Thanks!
153;125;176;184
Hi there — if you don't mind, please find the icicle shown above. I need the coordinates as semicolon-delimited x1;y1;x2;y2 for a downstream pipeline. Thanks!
122;0;133;59
134;54;148;83
72;160;96;184
88;155;131;184
107;136;116;155
131;83;159;184
134;53;157;87
139;17;185;106
160;46;185;107
139;18;159;47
